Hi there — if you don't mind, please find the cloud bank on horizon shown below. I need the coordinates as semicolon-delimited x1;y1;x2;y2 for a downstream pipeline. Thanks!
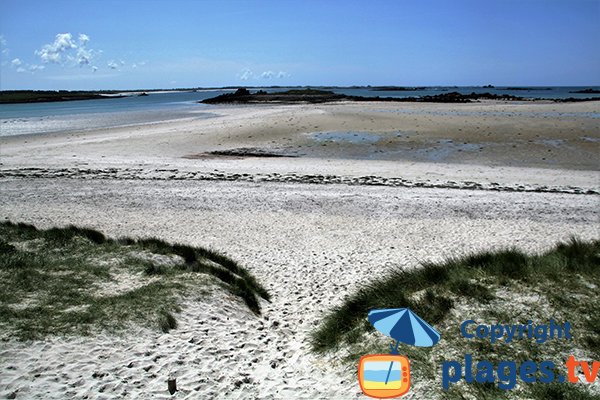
239;68;290;81
0;0;599;90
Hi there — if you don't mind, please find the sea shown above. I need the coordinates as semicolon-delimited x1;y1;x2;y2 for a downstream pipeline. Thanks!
1;87;599;137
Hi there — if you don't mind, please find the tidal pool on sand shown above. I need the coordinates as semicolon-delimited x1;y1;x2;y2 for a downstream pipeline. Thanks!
309;131;386;144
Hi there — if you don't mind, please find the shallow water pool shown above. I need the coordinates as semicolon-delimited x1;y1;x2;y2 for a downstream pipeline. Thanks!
309;131;386;144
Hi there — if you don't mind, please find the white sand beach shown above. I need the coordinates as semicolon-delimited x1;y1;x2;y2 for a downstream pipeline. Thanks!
1;100;599;399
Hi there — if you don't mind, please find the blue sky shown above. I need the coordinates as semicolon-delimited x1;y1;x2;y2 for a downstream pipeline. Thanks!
1;0;599;90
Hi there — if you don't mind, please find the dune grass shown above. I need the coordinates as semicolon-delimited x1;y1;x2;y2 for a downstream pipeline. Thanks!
312;238;599;399
0;221;269;340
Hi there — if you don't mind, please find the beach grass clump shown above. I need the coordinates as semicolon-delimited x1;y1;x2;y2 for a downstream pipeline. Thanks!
158;310;178;333
312;238;599;400
0;220;269;340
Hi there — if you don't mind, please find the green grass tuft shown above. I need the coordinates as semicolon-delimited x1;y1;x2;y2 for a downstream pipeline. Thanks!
0;220;269;340
312;238;599;399
0;239;17;254
158;310;178;333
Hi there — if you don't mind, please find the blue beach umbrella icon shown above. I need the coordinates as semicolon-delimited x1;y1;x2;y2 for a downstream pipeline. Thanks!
368;308;440;384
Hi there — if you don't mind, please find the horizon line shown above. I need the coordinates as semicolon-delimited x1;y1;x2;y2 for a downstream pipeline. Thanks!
2;84;600;93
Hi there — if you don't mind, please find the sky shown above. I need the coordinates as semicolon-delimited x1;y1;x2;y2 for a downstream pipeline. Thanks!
0;0;599;90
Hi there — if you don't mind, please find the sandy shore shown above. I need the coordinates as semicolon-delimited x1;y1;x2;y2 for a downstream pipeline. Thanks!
1;100;598;191
2;100;599;169
0;100;599;398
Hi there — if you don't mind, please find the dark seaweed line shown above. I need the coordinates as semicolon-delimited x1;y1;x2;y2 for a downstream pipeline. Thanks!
0;168;597;195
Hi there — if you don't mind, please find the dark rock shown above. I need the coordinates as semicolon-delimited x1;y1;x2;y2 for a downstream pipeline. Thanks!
569;88;600;94
555;97;600;102
201;88;526;104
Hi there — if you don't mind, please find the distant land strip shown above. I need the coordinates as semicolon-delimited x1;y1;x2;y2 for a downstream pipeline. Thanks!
1;167;597;195
0;90;131;104
2;88;599;104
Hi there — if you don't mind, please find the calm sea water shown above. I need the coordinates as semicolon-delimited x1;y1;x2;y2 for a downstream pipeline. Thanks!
0;90;230;137
1;87;598;137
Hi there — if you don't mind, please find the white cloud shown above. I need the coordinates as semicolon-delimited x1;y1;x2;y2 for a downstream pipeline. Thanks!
240;68;252;80
261;70;275;79
74;35;98;67
76;47;93;66
261;70;289;79
239;68;289;81
10;57;44;74
106;60;127;70
92;66;98;72
10;58;25;73
35;32;100;68
0;35;8;56
131;60;147;69
28;64;45;72
35;33;77;63
55;33;76;50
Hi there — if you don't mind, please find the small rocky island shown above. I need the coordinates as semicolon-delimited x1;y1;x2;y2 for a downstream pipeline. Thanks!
201;88;348;104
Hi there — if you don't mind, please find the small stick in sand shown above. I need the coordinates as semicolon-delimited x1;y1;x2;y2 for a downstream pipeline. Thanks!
168;378;177;395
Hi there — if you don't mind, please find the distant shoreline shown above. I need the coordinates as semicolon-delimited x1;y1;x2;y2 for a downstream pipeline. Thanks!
0;91;127;104
2;87;600;105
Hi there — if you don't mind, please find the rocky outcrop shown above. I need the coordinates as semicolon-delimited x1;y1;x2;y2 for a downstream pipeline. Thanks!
569;88;600;94
201;89;526;104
